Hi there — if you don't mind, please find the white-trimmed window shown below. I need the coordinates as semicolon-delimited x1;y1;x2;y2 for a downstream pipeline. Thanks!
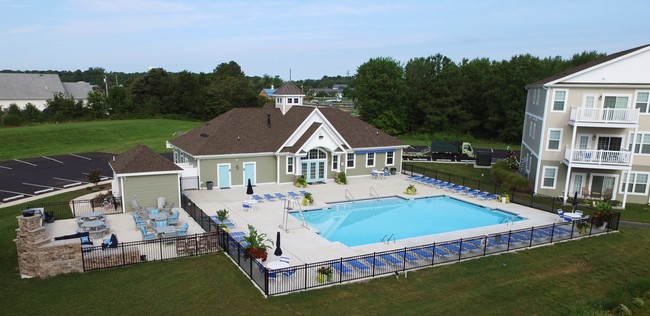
276;97;281;104
629;133;650;154
541;166;558;189
346;153;355;168
385;151;395;166
621;172;649;194
635;91;649;114
287;98;292;104
366;153;375;168
332;155;339;171
286;156;294;174
547;129;562;150
293;98;299;103
552;90;567;111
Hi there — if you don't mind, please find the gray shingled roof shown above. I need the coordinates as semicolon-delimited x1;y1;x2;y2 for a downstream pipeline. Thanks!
274;81;304;95
62;82;93;99
169;106;404;156
0;73;65;99
529;43;650;86
109;144;182;174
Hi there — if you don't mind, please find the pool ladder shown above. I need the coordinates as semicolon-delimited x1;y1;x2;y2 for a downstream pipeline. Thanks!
381;234;395;244
369;187;380;200
345;189;355;203
501;218;513;225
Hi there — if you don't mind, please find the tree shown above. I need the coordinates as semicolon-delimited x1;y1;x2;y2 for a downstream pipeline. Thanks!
129;68;175;115
86;90;109;119
354;57;406;134
21;103;42;123
43;93;85;122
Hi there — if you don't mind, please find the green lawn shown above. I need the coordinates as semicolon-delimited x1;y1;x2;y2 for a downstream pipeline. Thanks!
0;119;201;160
2;190;650;315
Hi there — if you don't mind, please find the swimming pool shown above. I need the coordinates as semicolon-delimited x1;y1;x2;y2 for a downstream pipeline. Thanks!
293;195;524;247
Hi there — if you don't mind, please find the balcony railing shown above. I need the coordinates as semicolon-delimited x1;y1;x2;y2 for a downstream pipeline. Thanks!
564;147;632;166
569;107;639;125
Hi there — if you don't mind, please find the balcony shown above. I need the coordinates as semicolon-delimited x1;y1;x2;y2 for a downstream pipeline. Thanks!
569;107;639;128
563;146;632;169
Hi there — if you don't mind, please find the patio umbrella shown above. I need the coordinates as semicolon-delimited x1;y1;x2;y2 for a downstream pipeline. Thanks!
572;191;578;212
274;231;283;256
246;178;254;195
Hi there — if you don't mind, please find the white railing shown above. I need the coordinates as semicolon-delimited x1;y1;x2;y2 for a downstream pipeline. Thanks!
569;107;639;124
564;146;632;166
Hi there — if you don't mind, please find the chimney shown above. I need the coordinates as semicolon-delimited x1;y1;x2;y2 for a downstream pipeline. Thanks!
267;114;272;128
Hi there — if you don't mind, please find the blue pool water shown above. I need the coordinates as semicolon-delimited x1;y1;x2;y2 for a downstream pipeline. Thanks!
293;195;523;247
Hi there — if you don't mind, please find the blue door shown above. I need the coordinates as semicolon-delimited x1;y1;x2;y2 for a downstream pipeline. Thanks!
243;162;255;185
218;164;230;189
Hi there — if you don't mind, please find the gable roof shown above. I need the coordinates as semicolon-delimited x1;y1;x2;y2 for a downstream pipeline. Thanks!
529;44;650;86
0;73;66;99
109;144;182;174
61;82;93;99
169;106;404;156
274;81;304;95
261;88;276;96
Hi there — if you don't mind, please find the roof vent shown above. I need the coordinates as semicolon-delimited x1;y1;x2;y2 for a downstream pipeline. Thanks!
200;133;209;137
267;114;272;128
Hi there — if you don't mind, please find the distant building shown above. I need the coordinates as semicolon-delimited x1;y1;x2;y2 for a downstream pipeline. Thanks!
259;85;277;99
308;84;348;99
0;73;93;111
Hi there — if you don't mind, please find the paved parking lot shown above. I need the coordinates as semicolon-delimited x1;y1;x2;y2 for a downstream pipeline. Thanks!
0;152;116;204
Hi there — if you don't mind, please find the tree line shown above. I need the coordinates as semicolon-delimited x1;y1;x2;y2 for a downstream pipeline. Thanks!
2;51;603;143
352;51;604;142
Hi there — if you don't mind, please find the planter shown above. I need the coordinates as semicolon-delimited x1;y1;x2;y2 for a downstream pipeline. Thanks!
317;273;332;283
501;197;507;203
246;247;268;261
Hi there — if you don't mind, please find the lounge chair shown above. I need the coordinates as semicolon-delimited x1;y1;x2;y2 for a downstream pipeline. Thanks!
346;259;370;271
251;194;265;202
379;254;402;265
410;248;433;260
274;192;288;200
332;262;353;274
263;193;277;201
364;257;387;268
299;190;310;196
242;202;255;212
287;191;302;199
397;251;420;263
140;226;155;240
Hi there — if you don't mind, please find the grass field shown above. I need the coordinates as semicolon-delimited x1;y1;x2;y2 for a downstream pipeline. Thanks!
1;190;650;315
0;119;201;160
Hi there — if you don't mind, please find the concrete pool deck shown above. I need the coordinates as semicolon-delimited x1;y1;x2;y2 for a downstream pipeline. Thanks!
183;173;561;266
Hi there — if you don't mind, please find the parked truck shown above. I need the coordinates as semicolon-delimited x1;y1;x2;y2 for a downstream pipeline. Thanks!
402;141;475;161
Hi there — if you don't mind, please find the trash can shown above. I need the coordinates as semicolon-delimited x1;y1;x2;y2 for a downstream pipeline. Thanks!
475;151;492;167
206;181;214;190
44;211;55;223
390;167;397;175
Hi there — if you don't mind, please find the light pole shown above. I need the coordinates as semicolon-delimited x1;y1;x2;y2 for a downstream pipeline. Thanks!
103;75;109;97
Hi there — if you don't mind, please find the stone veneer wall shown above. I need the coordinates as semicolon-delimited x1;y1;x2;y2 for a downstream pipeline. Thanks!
15;215;83;278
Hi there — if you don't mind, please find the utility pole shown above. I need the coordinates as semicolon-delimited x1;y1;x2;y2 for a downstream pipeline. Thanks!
103;75;108;97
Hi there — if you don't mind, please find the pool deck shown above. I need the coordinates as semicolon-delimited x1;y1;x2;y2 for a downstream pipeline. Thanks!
184;173;561;266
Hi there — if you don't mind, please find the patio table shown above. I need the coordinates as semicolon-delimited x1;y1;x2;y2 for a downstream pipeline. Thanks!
266;261;289;269
149;213;168;221
154;225;177;235
79;211;104;221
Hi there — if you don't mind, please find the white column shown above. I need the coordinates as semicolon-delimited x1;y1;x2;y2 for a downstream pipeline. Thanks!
621;128;638;207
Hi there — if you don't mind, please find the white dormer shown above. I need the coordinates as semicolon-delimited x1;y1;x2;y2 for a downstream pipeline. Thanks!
274;81;305;115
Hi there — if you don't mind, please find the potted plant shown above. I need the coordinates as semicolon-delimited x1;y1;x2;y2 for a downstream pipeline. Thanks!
592;200;614;229
576;221;590;234
317;266;333;283
499;193;510;203
302;192;314;206
335;171;348;184
405;184;416;195
241;224;273;262
216;209;229;231
294;175;308;188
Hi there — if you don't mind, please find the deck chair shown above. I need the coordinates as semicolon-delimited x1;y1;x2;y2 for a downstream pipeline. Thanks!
274;192;288;200
287;191;302;199
346;259;370;271
263;193;277;201
251;194;265;202
332;262;353;274
364;257;386;268
131;199;144;212
242;202;255;212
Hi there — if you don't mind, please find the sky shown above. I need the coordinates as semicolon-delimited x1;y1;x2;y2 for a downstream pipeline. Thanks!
1;0;648;80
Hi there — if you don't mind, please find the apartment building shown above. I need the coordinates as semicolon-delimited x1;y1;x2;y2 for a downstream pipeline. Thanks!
520;44;650;207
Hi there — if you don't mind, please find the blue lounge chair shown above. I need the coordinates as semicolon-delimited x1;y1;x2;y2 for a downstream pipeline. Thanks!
140;226;155;240
432;247;452;257
251;194;265;202
274;192;288;200
346;259;370;271
411;248;433;260
364;257;387;268
299;190;310;196
287;191;302;199
397;251;420;262
379;254;402;265
263;193;277;201
332;262;353;274
480;193;500;200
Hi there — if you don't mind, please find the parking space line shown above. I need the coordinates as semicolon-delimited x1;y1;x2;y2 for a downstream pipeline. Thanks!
34;188;55;194
23;182;62;189
69;153;92;160
53;177;90;184
3;194;25;202
0;189;34;196
42;156;64;164
0;165;11;170
14;159;37;166
63;182;82;188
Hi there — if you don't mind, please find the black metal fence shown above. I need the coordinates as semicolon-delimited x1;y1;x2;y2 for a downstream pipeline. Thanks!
401;163;501;194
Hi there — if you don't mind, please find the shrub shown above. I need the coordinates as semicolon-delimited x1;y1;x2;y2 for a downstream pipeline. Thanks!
632;297;645;308
491;160;529;192
2;114;22;127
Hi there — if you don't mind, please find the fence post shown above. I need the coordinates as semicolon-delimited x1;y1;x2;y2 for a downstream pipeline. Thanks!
304;263;308;291
121;243;126;267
